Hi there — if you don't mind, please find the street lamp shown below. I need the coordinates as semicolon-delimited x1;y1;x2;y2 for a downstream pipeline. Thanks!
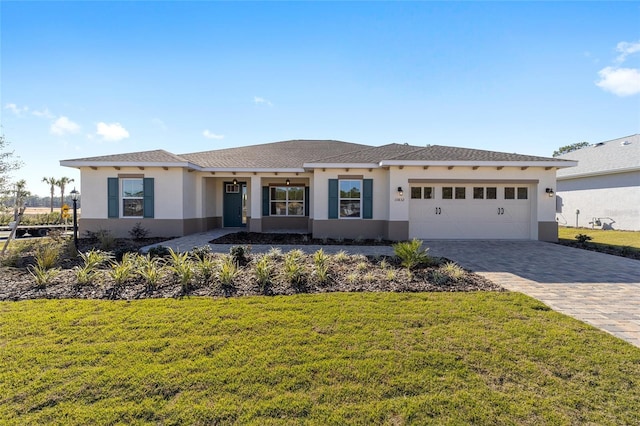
70;188;80;250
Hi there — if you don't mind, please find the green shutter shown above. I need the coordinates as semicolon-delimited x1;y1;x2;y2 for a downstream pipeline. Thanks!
262;186;270;216
143;178;154;218
304;187;310;217
107;178;119;218
328;179;338;219
363;179;373;219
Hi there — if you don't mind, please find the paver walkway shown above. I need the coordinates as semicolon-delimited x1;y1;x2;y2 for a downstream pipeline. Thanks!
145;234;640;348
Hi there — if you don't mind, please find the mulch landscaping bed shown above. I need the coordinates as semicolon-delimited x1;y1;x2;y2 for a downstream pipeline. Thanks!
0;235;503;301
211;232;391;245
556;240;640;260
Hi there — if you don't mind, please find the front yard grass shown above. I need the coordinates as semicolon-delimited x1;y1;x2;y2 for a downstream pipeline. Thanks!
558;226;640;259
2;293;639;425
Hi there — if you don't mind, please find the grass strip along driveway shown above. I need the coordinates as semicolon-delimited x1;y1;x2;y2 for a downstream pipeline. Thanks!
2;293;639;424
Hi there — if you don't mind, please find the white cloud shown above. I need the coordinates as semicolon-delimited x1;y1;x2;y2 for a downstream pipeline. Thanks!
32;108;55;119
96;122;130;141
5;103;29;116
596;67;640;97
50;116;81;135
253;96;273;107
203;130;224;140
616;40;640;63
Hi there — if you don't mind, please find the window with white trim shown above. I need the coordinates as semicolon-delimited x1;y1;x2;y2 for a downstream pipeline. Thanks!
122;179;144;217
339;180;361;218
270;186;304;216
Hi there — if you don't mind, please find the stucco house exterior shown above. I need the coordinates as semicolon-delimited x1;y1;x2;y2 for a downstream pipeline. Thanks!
556;134;640;231
60;139;575;241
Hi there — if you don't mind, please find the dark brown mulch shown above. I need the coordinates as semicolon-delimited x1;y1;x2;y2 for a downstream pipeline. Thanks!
0;236;504;301
211;232;391;246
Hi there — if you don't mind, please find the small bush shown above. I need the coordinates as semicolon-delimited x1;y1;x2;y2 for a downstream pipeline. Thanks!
284;250;306;287
109;252;137;286
137;255;165;290
194;255;216;286
128;222;150;240
95;229;116;251
334;250;349;263
217;255;238;288
191;245;212;261
393;239;431;270
230;245;250;266
28;264;60;288
254;255;273;292
356;262;368;272
148;245;171;258
167;249;194;293
313;249;329;268
439;262;465;281
575;234;593;244
34;242;60;270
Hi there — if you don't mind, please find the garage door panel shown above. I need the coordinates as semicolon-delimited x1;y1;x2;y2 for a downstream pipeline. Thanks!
409;184;532;240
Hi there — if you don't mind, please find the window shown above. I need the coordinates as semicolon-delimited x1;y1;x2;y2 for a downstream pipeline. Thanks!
122;179;144;217
455;187;466;199
517;187;528;200
424;187;434;199
473;187;484;199
486;187;497;199
226;184;240;193
270;186;304;216
410;187;422;199
339;180;361;218
504;187;515;200
442;187;453;200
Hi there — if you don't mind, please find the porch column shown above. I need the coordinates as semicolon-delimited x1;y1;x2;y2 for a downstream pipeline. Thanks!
249;175;262;232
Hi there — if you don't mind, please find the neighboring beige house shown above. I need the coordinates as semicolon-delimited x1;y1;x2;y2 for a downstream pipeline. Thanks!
556;134;640;231
60;139;575;241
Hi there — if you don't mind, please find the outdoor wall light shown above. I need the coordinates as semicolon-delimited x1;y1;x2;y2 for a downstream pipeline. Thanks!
232;178;238;185
286;179;291;186
546;188;554;197
397;186;404;197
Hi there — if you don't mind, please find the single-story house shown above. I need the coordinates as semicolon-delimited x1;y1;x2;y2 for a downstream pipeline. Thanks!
60;139;576;241
556;134;640;231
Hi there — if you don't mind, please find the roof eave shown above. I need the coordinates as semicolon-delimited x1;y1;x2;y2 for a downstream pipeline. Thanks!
557;166;640;180
202;167;307;173
303;163;380;169
379;160;578;168
59;160;201;170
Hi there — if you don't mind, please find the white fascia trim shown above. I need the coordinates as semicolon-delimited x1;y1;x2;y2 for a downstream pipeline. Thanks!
202;167;307;173
303;163;379;169
59;160;201;170
379;160;578;168
557;166;640;180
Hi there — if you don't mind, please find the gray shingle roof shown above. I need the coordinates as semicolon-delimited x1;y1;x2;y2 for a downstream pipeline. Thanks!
386;145;561;162
62;149;188;163
305;143;425;164
557;134;640;178
179;140;370;168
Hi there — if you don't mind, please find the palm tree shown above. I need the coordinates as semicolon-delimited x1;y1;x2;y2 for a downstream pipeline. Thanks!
56;177;74;214
42;177;57;212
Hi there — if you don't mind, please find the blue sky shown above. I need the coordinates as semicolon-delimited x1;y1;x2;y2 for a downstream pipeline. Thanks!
2;1;639;196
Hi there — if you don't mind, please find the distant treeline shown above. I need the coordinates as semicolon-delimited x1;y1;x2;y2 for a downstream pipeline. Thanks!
3;195;81;209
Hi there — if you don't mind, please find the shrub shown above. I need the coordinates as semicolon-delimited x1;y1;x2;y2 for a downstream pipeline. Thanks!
334;250;349;263
148;245;171;258
284;250;306;287
313;263;330;286
28;264;60;288
217;255;238;288
167;249;194;292
34;242;60;270
128;222;150;240
230;245;250;266
137;255;165;290
109;252;138;286
356;262;368;272
313;248;329;268
385;270;396;282
431;270;449;285
254;255;273;292
393;239;431;269
575;234;593;244
191;245;212;261
439;262;465;281
95;229;116;251
194;254;216;285
74;249;112;286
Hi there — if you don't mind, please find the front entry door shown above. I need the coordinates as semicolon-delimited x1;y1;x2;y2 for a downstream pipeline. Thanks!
223;182;246;227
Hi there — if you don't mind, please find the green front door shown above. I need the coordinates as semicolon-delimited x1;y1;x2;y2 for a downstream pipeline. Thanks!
223;182;246;227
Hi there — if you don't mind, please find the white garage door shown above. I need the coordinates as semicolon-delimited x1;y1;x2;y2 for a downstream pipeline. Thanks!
409;183;532;239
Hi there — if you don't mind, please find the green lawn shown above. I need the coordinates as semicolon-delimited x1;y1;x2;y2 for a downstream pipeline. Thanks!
2;293;640;425
559;226;640;249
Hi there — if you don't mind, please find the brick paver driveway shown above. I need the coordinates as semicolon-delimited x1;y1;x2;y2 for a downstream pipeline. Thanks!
425;240;640;347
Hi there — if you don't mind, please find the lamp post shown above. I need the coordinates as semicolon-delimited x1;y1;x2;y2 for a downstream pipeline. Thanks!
70;188;80;250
